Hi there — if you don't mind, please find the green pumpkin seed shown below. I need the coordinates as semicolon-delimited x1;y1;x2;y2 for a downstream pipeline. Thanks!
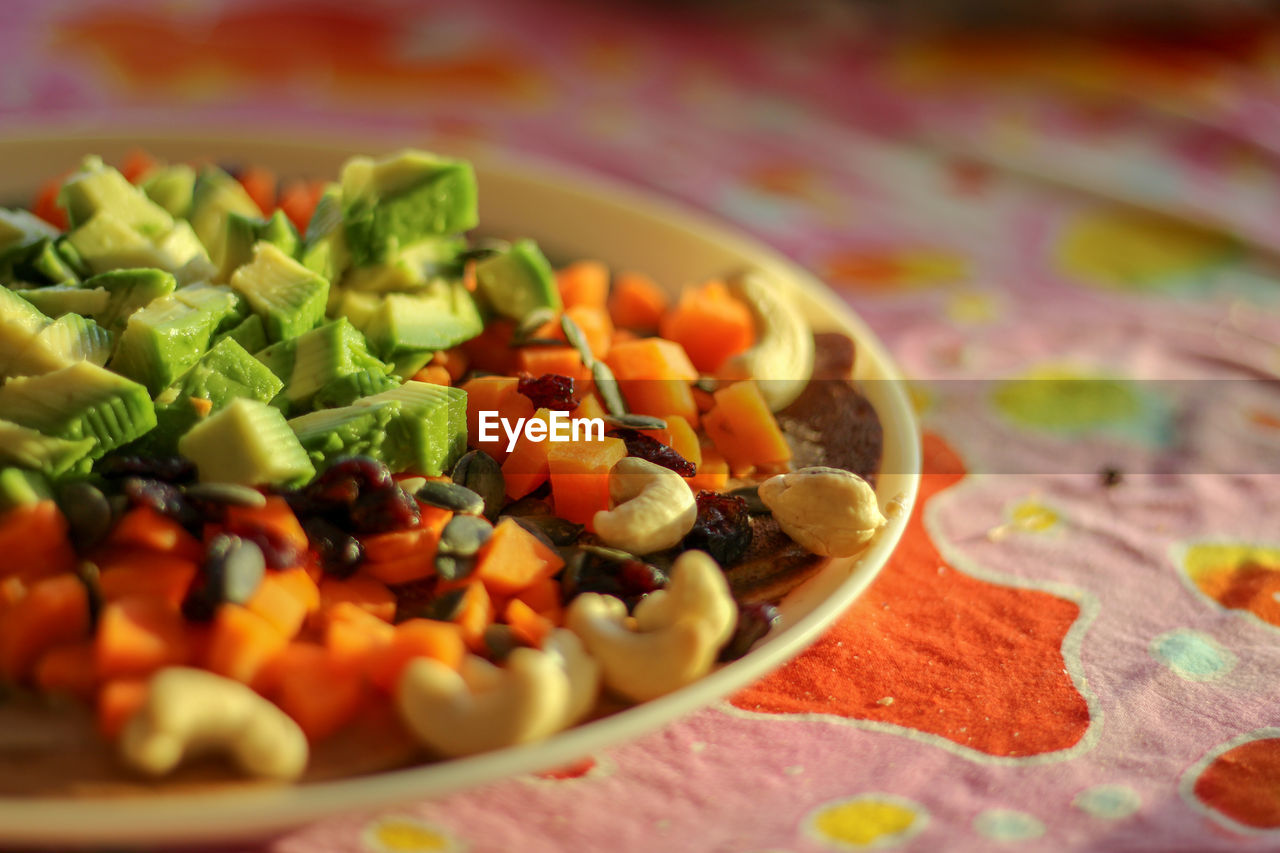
184;482;267;509
434;552;476;583
693;376;718;393
592;360;628;416
57;481;113;553
560;313;596;367
417;586;468;621
483;624;521;661
603;413;667;431
578;543;638;563
74;560;103;628
439;514;494;557
510;307;558;346
416;480;485;515
450;450;506;521
727;485;770;515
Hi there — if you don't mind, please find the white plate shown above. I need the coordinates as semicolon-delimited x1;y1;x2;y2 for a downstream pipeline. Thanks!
0;130;920;847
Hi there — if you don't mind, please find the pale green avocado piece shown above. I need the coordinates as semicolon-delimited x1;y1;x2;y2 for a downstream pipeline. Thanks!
329;287;381;329
5;239;81;286
229;242;329;343
65;212;178;275
216;312;267;353
358;380;467;476
300;183;349;283
173;282;246;331
54;236;92;280
0;209;58;258
58;157;174;238
141;163;197;218
312;367;399;409
157;220;217;284
389;350;434;381
361;279;483;359
473;238;561;320
219;209;300;281
89;267;178;332
0;466;54;511
179;397;314;487
288;400;400;471
9;313;115;377
0;284;50;376
0;361;156;458
341;236;465;294
253;317;390;411
19;286;110;318
341;150;478;266
110;286;240;394
0;421;95;479
188;165;262;277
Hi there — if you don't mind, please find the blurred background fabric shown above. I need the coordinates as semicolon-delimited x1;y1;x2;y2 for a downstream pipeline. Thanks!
3;2;1280;851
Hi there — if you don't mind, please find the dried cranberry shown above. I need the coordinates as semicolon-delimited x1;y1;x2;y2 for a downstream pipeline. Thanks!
517;372;579;412
560;547;666;608
682;491;753;566
349;485;421;534
120;477;200;530
302;516;364;578
719;602;781;661
305;456;393;507
99;455;196;484
606;429;696;477
618;560;668;595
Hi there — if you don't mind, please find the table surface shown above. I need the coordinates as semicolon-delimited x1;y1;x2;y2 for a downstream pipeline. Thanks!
4;2;1280;851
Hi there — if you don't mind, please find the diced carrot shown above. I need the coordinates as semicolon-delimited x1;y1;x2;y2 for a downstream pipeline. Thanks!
432;348;470;383
504;598;555;648
473;518;566;597
204;604;289;684
0;573;90;681
608;271;669;331
516;346;594;392
501;408;556;500
604;338;700;426
119;149;159;184
223;497;308;563
95;596;190;680
0;576;25;613
97;550;197;608
362;550;435;586
318;574;397;623
693;386;716;413
412;365;452;386
368;619;465;692
268;642;366;740
277;178;324;230
557;260;609;310
324;602;396;670
446;579;493;652
702;380;791;471
685;446;729;493
32;174;69;230
190;396;214;417
97;679;148;738
34;641;98;699
361;506;451;563
245;572;310;639
238;166;277;216
564;305;614;361
571;392;605;422
105;506;203;562
461;375;534;462
0;500;78;581
514;576;562;621
460;319;519;375
659;280;755;373
272;566;320;613
666;415;702;468
547;437;627;528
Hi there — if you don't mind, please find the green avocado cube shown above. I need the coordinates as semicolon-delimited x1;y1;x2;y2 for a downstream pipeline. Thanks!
90;267;178;332
361;280;483;359
0;284;51;377
188;165;263;277
473;238;561;320
220;209;300;281
18;285;110;319
216;312;267;354
0;466;54;511
110;285;240;394
357;381;467;476
58;157;174;238
300;183;350;283
141;163;197;218
0;361;156;458
8;238;81;286
288;401;401;471
342;236;465;294
0;209;58;258
0;421;96;479
178;398;314;487
229;242;329;343
254;317;390;411
312;368;399;409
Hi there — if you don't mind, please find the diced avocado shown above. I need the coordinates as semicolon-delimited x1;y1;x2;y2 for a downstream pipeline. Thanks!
229;242;329;343
58;156;174;238
312;367;399;409
300;183;350;282
220;210;300;280
173;282;245;332
66;212;167;274
90;267;178;332
361;280;483;360
0;466;54;511
54;236;92;280
288;400;400;471
473;238;560;320
0;421;95;479
188;165;262;276
141;163;197;218
179;398;314;487
19;285;110;318
110;286;239;394
389;351;434;381
156;220;216;283
253;317;391;412
216;312;267;353
0;284;51;376
14;313;115;375
358;380;468;475
342;235;465;294
0;361;156;458
10;239;80;286
0;209;58;258
341;150;478;266
329;287;381;329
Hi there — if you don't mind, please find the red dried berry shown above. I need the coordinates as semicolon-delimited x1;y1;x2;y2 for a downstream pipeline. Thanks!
682;491;753;566
606;429;696;477
517;372;579;412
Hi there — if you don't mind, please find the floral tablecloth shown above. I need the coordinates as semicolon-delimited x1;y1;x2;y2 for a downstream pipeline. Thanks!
4;2;1280;850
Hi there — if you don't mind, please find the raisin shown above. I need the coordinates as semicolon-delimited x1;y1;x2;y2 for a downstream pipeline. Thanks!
349;485;421;534
560;547;667;607
682;491;752;566
99;454;196;484
517;372;579;412
305;456;393;507
302;516;364;578
120;477;201;530
606;428;696;477
719;602;781;661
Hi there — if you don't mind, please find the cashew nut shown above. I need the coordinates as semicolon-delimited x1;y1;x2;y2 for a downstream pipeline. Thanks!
543;628;602;726
396;647;571;757
758;466;885;557
716;270;815;411
566;550;737;702
118;667;308;780
593;457;697;555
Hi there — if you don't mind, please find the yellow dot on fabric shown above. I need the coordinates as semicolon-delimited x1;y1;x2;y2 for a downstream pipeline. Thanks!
946;290;999;324
807;795;926;849
363;816;455;852
1010;501;1059;532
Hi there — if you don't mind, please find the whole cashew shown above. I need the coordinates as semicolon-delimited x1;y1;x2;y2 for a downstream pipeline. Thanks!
119;667;308;780
758;466;885;557
396;647;571;757
716;271;816;411
593;457;697;555
542;628;602;726
566;550;737;703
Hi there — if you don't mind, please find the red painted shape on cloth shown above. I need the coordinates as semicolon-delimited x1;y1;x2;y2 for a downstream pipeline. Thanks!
535;757;597;780
731;433;1090;757
1194;738;1280;829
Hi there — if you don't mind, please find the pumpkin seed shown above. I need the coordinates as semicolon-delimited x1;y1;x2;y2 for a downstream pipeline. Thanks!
434;552;476;583
483;624;521;661
603;413;667;431
592;360;628;416
415;480;485;515
73;560;102;628
439;514;494;557
208;535;267;605
184;482;267;508
560;313;596;367
727;485;770;515
57;481;113;553
578;543;638;563
511;514;582;547
398;476;428;495
510;307;557;346
450;450;506;521
693;376;718;393
417;587;468;622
